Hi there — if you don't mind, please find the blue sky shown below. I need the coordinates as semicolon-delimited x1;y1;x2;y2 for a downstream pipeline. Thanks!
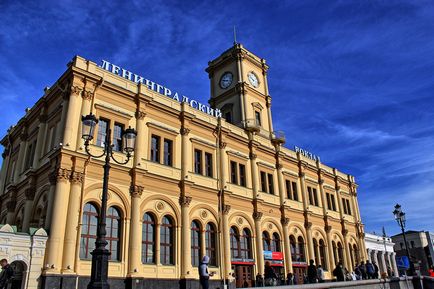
1;0;433;235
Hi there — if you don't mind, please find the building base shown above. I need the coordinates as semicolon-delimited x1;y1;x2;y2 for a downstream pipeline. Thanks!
41;275;234;289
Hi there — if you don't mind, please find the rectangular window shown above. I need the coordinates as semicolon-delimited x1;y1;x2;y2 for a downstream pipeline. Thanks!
205;152;213;177
50;124;57;150
260;171;267;192
308;187;314;205
346;199;352;215
230;161;238;184
255;111;261;126
113;123;124;152
267;173;274;194
97;118;109;147
194;149;202;174
286;180;292;199
151;135;160;162
25;142;34;169
292;182;298;201
163;139;173;166
326;193;332;211
331;194;336;211
313;188;319;206
239;164;246;187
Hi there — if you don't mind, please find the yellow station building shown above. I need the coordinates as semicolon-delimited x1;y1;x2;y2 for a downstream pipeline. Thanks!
0;44;367;289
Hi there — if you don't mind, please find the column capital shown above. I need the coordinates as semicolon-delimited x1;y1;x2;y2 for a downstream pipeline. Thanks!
70;85;83;96
325;225;332;233
219;141;227;149
280;217;290;226
222;204;231;215
299;172;305;178
180;127;191;136
304;221;312;229
56;168;72;182
342;228;348;236
70;171;84;184
25;187;36;200
319;179;325;185
82;90;94;100
135;110;146;120
130;185;144;198
179;195;192;207
253;211;263;221
249;152;257;160
276;163;283;170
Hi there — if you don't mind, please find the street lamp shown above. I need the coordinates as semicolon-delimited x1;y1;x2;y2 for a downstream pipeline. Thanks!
81;113;137;289
392;204;414;276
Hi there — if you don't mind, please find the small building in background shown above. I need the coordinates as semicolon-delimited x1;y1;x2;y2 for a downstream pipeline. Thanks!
391;230;434;276
365;232;398;277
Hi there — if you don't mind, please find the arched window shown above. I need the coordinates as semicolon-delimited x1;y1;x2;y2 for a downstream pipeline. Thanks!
160;215;174;265
297;236;306;262
80;203;98;259
319;239;327;270
349;244;354;268
262;231;271;251
240;228;252;259
106;207;121;261
272;233;281;252
337;242;344;264
353;244;359;267
205;223;217;266
191;221;201;266
290;235;297;261
230;227;240;258
313;238;319;266
142;213;156;264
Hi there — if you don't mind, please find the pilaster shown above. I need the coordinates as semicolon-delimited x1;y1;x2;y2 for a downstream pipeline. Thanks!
22;187;36;233
62;81;84;151
128;185;144;276
179;195;192;278
253;211;264;275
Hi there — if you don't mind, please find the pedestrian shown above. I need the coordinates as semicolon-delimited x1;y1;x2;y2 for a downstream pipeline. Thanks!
264;261;277;286
366;260;374;279
354;265;361;280
317;265;325;283
344;268;352;281
373;261;379;279
255;273;263;287
286;272;297;285
429;266;434;277
307;259;318;283
358;261;367;280
0;259;14;289
333;262;345;282
199;256;214;289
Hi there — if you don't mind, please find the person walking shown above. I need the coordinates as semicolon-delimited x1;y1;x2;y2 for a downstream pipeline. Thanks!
333;262;345;282
0;259;14;289
373;261;379;279
199;256;214;289
264;261;277;286
358;261;367;280
307;259;318;283
286;272;297;285
317;265;325;283
366;260;374;279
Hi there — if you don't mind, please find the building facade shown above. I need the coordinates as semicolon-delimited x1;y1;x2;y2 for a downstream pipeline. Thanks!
392;231;434;276
364;232;398;277
0;44;366;289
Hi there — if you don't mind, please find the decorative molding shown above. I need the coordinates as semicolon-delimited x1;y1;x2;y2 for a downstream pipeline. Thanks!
249;152;257;160
299;172;305;178
219;142;227;149
342;229;348;236
56;168;71;182
253;211;263;221
135;110;146;120
227;150;249;160
179;195;192;207
71;85;83;96
130;185;144;198
190;138;216;149
325;225;332;233
70;172;84;184
82;90;94;100
304;221;312;229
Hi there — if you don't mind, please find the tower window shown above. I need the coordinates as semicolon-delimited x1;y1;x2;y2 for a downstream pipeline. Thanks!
255;111;261;126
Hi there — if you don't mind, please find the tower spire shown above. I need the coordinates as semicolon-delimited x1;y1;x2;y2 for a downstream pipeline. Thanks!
233;26;237;45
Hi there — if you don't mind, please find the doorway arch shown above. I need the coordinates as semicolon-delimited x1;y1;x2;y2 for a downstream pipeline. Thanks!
10;260;27;289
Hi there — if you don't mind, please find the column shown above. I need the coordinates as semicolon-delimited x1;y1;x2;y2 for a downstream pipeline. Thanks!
343;236;352;271
0;148;10;192
318;178;327;216
253;212;264;275
21;187;36;233
372;250;379;278
133;110;146;167
305;222;314;262
380;251;387;275
222;205;231;279
44;172;57;231
128;185;143;276
266;96;273;135
386;252;392;276
298;170;308;211
62;84;84;151
33;114;48;168
367;249;372;262
6;200;16;224
76;84;94;150
391;252;398;277
44;168;71;273
179;196;192;278
282;219;293;273
326;227;335;270
15;131;28;178
61;171;84;272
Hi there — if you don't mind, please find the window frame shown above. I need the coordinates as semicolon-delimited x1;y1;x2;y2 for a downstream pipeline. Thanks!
160;215;175;265
80;203;99;260
106;206;122;261
142;212;156;264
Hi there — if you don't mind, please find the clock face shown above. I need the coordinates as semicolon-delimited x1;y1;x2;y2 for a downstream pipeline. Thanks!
219;72;233;89
248;72;259;88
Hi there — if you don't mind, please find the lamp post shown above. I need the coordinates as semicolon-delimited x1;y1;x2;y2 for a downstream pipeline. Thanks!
81;113;137;289
392;204;414;276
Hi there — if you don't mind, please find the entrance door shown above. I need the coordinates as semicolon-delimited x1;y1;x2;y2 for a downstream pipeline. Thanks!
293;266;306;285
233;265;253;288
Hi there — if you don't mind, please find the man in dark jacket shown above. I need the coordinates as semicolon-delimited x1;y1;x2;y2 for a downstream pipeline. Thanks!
358;261;367;279
366;260;375;279
307;259;318;283
333;262;345;281
0;259;13;289
373;261;379;279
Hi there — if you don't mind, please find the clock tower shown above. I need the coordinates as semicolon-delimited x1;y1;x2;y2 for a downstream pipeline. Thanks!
206;43;274;137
